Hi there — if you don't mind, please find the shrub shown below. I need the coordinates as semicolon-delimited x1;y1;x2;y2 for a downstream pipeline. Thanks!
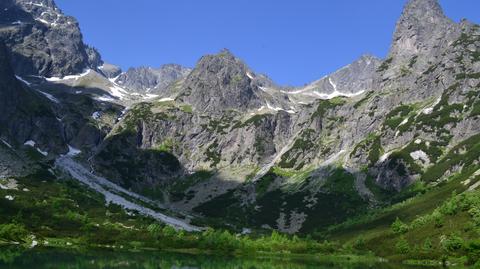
0;223;28;242
352;236;366;249
423;238;433;252
147;223;162;236
391;217;409;234
396;237;410;254
440;234;464;253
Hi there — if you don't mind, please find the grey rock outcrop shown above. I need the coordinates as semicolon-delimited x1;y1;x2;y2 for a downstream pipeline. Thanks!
0;41;66;154
177;49;268;114
0;0;100;77
115;64;191;94
98;63;122;79
291;55;382;97
387;0;460;74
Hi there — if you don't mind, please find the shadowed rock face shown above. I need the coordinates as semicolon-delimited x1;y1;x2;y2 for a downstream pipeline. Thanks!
115;64;191;94
0;0;100;77
0;41;66;153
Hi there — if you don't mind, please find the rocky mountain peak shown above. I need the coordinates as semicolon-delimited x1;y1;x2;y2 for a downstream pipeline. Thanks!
293;54;381;97
386;0;457;73
114;64;191;94
0;0;99;77
401;0;445;20
195;49;248;75
178;50;263;113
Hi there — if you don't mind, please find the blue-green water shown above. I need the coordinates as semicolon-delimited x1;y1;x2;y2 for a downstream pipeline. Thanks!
0;247;433;269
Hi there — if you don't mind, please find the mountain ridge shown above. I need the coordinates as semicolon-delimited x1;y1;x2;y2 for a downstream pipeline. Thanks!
0;1;479;264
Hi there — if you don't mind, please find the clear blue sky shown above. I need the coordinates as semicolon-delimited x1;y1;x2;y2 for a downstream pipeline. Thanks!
55;0;480;86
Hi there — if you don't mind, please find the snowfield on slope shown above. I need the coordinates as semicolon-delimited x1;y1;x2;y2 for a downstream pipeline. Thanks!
55;155;201;232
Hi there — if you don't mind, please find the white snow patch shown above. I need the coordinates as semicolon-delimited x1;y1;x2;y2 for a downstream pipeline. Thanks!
108;75;121;84
259;86;269;92
422;96;442;115
1;139;12;149
27;2;46;7
15;75;31;86
329;78;337;92
37;148;48;156
257;106;266;111
95;95;115;102
5;195;14;201
246;72;254;80
283;77;365;99
46;69;91;82
92;111;101;120
144;94;159;100
24;140;47;156
265;102;295;113
410;150;430;163
314;89;365;100
36;90;60;103
24;140;36;147
67;145;81;157
399;118;409;126
266;101;283;112
75;90;82;94
11;20;22;25
323;150;346;166
379;152;392;163
158;97;174;102
35;18;50;25
109;85;128;99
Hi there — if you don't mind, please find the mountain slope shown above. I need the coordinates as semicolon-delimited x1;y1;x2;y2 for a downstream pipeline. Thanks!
89;0;480;235
0;0;479;265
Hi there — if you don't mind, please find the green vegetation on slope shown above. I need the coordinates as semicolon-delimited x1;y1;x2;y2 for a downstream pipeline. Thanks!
316;133;480;267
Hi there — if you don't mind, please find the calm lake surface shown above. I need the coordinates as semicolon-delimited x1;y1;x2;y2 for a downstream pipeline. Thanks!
0;246;438;269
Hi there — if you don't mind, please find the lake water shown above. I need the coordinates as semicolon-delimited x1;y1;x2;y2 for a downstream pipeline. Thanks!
0;247;434;269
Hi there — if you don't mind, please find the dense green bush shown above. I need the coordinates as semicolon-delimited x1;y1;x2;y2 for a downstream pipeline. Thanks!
391;218;409;234
0;224;28;242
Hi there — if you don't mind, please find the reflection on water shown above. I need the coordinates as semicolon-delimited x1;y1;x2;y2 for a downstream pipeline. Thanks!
0;246;430;269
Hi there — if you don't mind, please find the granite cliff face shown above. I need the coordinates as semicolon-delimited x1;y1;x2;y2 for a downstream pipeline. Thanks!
0;0;101;77
114;64;191;94
0;0;479;234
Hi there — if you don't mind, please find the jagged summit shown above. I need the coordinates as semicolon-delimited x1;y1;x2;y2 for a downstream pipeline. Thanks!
114;64;191;93
196;49;249;73
177;49;264;113
386;0;459;73
0;0;101;77
401;0;446;20
289;54;381;99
